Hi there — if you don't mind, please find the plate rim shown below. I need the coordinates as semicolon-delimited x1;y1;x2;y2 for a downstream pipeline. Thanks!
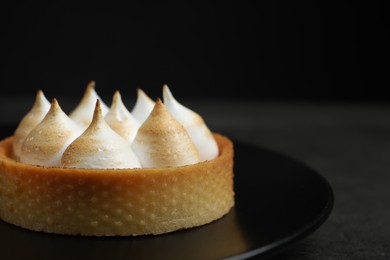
227;140;334;259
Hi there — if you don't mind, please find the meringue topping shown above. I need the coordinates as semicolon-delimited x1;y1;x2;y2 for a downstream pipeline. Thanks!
162;85;218;161
132;99;200;168
62;100;141;169
105;91;140;143
20;99;83;167
69;81;109;128
12;90;51;159
131;88;155;124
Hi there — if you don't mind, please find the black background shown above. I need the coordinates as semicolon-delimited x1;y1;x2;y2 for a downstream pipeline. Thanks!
0;1;388;101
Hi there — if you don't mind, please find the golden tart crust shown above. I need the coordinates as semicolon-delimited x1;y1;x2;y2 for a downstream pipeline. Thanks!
0;134;234;236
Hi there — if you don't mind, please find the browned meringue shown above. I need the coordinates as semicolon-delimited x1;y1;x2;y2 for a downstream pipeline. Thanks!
69;81;109;128
12;90;51;159
61;100;141;169
105;91;140;143
20;99;83;167
132;99;200;168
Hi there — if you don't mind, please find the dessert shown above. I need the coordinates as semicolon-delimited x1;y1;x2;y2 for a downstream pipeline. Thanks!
62;100;141;169
105;91;140;143
131;88;155;123
20;99;83;167
132;99;200;168
12;90;50;159
69;81;109;129
163;85;219;161
0;83;234;236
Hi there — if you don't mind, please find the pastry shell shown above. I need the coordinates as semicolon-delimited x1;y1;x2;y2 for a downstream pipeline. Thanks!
0;133;234;236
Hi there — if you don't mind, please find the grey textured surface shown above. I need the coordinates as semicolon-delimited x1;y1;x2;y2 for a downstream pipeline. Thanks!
1;98;389;259
212;101;390;260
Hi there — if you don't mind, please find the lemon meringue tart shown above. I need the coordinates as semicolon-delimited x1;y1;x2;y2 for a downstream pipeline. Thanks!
0;84;234;236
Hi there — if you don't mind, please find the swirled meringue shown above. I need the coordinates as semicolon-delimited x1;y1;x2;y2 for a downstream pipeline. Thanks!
61;100;141;169
104;91;140;143
69;81;109;128
131;88;155;124
20;99;83;167
12;90;51;159
132;99;200;168
162;85;218;161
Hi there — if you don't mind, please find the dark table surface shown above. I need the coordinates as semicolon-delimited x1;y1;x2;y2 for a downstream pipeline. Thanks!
1;98;389;259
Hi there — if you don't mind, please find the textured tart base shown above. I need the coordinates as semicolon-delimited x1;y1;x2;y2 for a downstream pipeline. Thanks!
0;134;234;236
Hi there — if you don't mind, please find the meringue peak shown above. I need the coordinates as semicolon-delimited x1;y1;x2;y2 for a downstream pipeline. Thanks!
20;98;83;167
109;91;128;121
132;99;200;168
12;89;51;158
90;99;104;127
61;100;141;169
162;85;199;122
105;91;140;143
131;88;155;124
69;81;109;128
162;84;219;161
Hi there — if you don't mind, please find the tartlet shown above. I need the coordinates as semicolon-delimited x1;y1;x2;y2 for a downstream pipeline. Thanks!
0;84;234;236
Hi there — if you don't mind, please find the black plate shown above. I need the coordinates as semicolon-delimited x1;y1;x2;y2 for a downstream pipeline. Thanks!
0;139;333;260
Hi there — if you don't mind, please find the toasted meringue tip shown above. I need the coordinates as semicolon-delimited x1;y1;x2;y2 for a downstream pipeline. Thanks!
90;99;107;126
146;99;163;117
109;91;127;113
136;88;154;101
150;98;170;117
82;81;97;97
136;88;144;95
35;89;49;103
94;99;102;116
112;90;122;102
162;83;170;90
87;80;96;90
135;88;145;99
36;89;44;96
50;98;59;106
48;98;66;115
